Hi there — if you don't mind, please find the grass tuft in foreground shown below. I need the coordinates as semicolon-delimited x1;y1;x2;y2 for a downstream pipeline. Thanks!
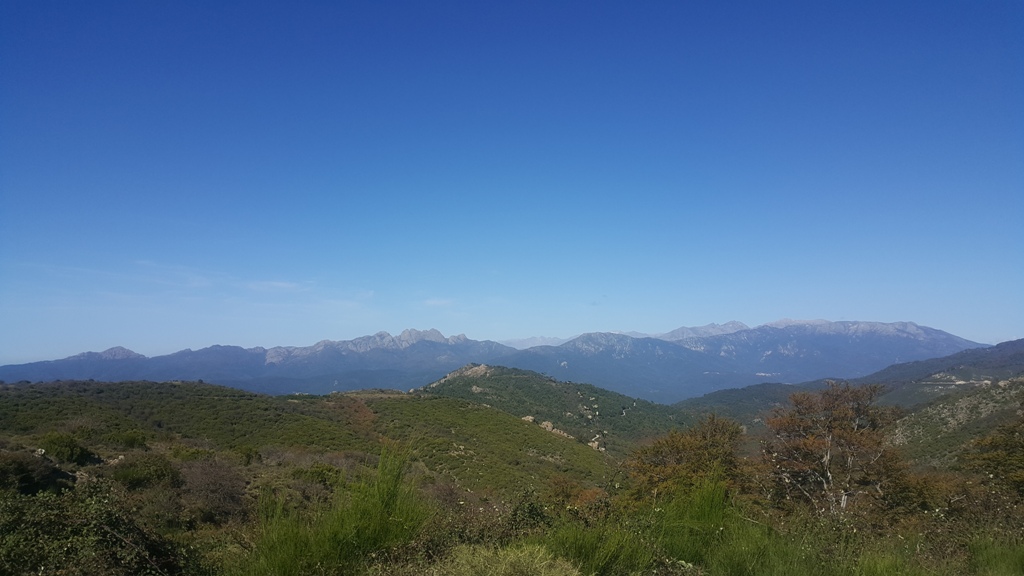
228;445;430;576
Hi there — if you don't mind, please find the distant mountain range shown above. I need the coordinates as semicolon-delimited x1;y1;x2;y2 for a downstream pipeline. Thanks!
494;321;984;402
0;329;509;396
0;321;988;403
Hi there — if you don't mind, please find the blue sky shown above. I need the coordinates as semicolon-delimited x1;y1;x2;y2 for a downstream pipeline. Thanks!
1;1;1021;363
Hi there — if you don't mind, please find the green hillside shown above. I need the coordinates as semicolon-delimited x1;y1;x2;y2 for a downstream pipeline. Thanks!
0;380;378;453
0;380;614;498
673;381;818;431
2;374;1023;576
366;394;613;495
891;376;1024;467
418;364;682;458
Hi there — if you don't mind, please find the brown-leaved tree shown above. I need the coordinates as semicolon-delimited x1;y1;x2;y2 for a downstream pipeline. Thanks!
762;381;903;515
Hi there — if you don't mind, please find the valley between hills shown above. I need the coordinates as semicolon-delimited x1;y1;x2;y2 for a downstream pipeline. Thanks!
1;322;1022;575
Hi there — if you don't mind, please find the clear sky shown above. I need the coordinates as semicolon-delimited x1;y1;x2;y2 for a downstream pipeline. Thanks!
1;1;1021;363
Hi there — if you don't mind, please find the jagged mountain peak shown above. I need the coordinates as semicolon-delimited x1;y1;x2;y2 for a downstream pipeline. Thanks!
265;329;477;361
397;328;447;345
364;328;469;349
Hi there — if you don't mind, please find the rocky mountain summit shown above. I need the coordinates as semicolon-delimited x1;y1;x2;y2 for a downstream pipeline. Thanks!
264;329;470;363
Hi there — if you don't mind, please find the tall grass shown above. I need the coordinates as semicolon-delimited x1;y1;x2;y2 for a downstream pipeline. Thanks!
432;544;583;576
969;537;1024;576
543;521;656;576
655;476;730;567
654;477;820;576
229;446;430;576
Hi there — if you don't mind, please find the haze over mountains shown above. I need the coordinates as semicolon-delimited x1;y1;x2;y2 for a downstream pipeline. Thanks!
0;320;986;403
499;321;752;349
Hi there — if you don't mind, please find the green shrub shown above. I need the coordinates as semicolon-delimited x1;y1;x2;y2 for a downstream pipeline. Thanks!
39;432;94;465
0;451;73;494
179;459;248;526
103;429;149;450
169;444;216;461
963;415;1024;496
230;446;431;576
235;445;262;465
0;478;203;575
291;461;345;488
109;453;180;490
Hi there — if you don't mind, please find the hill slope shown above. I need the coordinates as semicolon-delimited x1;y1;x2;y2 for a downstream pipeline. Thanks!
890;376;1024;468
851;338;1024;407
418;365;682;458
0;379;612;497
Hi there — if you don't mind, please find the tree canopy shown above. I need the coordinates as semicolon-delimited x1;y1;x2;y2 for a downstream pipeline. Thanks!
762;381;904;515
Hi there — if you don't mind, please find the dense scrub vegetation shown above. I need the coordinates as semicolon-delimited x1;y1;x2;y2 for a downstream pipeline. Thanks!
2;376;1022;575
